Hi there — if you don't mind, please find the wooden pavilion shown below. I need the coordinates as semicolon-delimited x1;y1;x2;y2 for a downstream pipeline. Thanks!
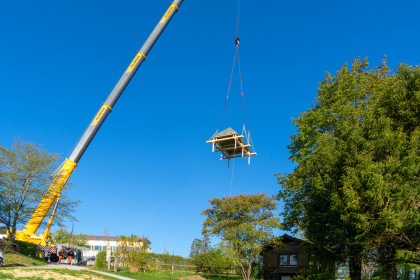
206;127;256;165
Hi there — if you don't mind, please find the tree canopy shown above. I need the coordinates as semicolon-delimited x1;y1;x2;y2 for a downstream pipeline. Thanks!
189;238;207;259
52;227;88;247
0;139;79;238
277;58;420;280
202;193;281;280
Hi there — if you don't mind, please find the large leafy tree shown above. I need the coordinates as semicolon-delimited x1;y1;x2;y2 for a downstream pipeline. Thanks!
0;139;79;239
278;58;419;280
202;193;281;280
53;227;88;247
189;238;207;258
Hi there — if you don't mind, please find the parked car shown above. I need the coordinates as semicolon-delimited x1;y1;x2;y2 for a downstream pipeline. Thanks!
85;256;96;266
0;249;4;266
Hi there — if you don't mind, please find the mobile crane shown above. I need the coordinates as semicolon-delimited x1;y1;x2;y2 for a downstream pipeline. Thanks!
12;0;184;254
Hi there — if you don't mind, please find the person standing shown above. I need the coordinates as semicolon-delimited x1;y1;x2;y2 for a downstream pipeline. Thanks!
63;247;68;264
67;247;73;264
71;249;77;265
76;249;82;265
58;247;64;263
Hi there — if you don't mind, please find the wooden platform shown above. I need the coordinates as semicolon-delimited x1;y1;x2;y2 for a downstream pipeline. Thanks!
207;127;256;161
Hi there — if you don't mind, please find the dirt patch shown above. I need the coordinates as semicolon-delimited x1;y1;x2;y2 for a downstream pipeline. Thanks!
179;275;207;280
1;268;110;280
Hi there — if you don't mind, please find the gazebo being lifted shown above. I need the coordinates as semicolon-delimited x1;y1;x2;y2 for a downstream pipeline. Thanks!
207;127;256;166
207;6;257;167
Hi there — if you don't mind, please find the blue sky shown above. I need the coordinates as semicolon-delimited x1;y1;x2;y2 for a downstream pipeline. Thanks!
1;0;419;257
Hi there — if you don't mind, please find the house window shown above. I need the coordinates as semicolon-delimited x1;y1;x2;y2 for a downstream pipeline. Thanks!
94;246;101;251
290;255;298;266
279;255;288;266
96;237;102;241
102;246;107;251
109;238;115;241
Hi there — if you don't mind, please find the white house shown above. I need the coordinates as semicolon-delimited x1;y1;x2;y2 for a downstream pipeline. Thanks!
82;235;151;258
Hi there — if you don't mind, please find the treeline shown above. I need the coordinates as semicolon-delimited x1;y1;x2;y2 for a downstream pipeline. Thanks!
148;252;194;266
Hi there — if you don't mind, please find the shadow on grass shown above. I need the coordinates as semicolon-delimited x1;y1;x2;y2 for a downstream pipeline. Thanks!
201;274;242;280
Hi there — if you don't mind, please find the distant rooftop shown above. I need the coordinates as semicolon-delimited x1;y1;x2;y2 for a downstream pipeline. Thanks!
85;235;149;243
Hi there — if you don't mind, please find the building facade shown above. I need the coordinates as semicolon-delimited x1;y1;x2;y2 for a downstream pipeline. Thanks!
82;235;151;258
263;234;311;280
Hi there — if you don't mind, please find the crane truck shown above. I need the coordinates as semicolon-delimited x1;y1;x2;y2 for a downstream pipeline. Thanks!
11;0;184;256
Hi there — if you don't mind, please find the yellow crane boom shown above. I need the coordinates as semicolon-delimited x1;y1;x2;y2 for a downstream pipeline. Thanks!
13;0;184;250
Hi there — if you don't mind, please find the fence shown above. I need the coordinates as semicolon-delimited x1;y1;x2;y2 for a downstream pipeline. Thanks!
107;255;241;276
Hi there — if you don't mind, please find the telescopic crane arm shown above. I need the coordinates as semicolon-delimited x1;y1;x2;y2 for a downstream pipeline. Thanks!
14;0;184;245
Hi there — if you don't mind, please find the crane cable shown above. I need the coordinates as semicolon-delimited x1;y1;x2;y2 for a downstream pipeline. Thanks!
216;0;243;134
217;49;237;133
236;0;240;38
216;0;255;152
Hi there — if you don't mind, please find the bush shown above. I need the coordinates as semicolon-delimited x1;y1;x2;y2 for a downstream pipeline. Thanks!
193;249;237;274
95;251;107;269
251;256;263;279
116;235;150;273
149;252;193;266
291;269;334;280
14;240;39;258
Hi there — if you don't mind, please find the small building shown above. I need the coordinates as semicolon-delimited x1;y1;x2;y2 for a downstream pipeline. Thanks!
263;234;311;280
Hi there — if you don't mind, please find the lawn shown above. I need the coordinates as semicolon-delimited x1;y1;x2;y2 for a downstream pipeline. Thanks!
105;270;242;280
2;252;47;267
105;270;194;279
0;268;115;280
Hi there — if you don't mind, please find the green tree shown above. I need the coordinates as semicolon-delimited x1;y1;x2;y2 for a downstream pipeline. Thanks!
278;58;419;280
202;193;281;280
189;238;207;258
0;139;79;239
116;234;150;273
94;251;107;269
193;247;237;274
52;227;88;247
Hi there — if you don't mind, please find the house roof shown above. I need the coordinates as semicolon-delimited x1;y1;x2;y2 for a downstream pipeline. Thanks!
263;234;308;249
281;234;306;243
85;235;150;244
213;127;239;138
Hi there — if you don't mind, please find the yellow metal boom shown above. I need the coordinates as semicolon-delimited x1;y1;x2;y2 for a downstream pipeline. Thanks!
13;0;183;248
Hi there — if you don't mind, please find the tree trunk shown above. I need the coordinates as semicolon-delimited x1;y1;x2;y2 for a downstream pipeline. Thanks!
349;257;362;280
114;257;118;272
239;263;248;280
391;246;398;280
384;262;392;280
10;220;18;241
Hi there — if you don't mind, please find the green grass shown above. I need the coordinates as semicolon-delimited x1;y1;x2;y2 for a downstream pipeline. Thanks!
106;270;194;279
201;275;242;280
104;269;242;280
3;252;47;267
55;269;115;278
0;270;47;280
0;268;116;279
